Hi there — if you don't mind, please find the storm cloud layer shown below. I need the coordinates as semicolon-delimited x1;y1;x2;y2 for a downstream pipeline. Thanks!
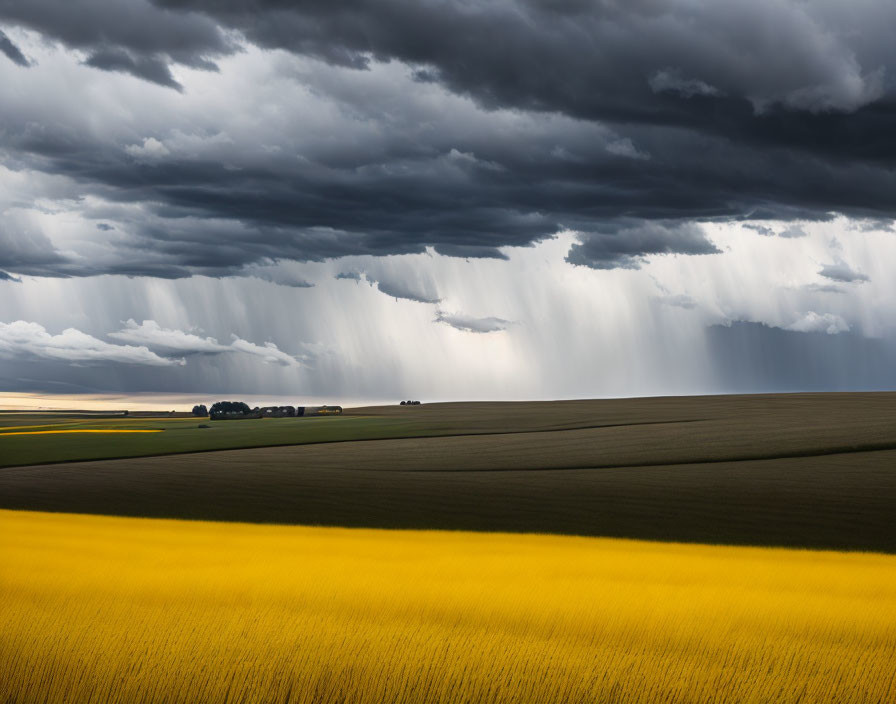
1;0;895;280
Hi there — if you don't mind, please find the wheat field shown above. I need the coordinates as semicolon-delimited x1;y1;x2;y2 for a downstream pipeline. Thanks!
2;509;895;704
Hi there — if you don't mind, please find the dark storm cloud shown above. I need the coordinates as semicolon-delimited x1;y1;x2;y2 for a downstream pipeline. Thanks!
432;245;509;260
0;28;28;66
152;1;896;135
83;47;183;90
0;218;74;277
6;107;893;281
2;0;896;278
0;0;232;84
566;221;720;270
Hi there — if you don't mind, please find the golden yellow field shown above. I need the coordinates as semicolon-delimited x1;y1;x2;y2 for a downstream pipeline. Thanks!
2;509;895;704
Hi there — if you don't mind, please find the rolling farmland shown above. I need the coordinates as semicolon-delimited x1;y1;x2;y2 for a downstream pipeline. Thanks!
0;415;409;468
2;393;895;702
2;393;895;551
3;392;896;468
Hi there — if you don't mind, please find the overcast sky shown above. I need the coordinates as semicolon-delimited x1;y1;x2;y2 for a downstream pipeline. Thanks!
1;0;894;406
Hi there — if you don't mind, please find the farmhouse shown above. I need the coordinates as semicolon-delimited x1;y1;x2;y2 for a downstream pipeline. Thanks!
306;405;343;416
260;406;296;418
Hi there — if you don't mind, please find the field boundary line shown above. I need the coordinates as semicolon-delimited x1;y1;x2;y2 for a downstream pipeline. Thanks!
393;441;896;473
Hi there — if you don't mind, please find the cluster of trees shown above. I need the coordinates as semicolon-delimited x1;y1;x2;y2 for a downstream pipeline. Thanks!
209;401;255;420
191;401;344;420
400;400;422;405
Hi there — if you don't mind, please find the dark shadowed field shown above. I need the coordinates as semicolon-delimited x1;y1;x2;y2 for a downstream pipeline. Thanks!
1;393;894;551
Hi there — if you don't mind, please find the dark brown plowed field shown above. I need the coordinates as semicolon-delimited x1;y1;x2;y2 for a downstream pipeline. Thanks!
2;393;894;551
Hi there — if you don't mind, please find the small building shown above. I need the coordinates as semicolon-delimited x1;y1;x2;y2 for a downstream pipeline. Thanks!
260;406;296;418
306;405;343;416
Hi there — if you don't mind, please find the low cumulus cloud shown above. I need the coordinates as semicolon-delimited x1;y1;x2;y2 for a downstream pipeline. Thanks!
108;319;228;355
434;311;512;334
0;320;182;366
722;311;851;337
109;319;304;366
785;312;850;335
228;337;302;367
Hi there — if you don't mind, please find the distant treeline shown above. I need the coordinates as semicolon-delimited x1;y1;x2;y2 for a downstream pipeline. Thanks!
202;402;342;420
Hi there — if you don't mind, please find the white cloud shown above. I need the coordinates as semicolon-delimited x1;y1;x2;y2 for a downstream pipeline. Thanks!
229;337;302;367
109;319;228;354
124;137;170;160
109;319;303;366
0;320;182;366
785;312;850;335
